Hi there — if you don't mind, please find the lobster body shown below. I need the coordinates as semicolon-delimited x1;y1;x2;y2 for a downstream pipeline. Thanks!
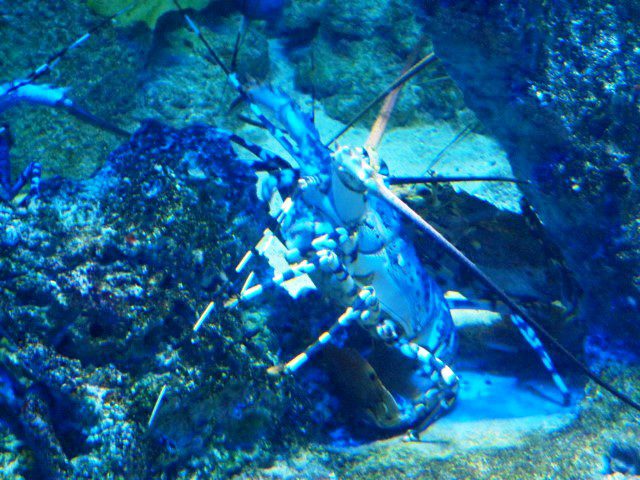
239;87;460;431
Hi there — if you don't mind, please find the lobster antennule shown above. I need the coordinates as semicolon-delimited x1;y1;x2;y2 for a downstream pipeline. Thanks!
422;123;475;175
372;175;640;413
172;0;307;163
388;175;531;186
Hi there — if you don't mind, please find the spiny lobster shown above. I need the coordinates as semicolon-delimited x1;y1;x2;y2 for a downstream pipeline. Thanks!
3;0;639;441
171;1;640;440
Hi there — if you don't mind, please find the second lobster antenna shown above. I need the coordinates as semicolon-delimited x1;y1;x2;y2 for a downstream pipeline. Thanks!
324;52;438;147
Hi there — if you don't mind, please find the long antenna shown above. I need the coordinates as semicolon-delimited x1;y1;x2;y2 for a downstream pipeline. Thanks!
172;0;231;76
422;122;474;175
365;35;427;153
371;175;640;412
2;0;139;99
388;175;530;186
325;52;438;146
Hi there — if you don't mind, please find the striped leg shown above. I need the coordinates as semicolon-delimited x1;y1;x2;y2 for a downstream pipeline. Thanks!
228;242;357;309
267;286;379;376
509;314;570;405
228;133;295;172
1;123;44;204
13;162;41;205
1;2;138;102
224;259;317;308
388;338;459;441
0;125;12;201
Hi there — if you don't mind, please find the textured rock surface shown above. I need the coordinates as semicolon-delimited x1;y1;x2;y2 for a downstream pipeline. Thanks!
0;0;147;179
282;0;468;127
423;1;640;344
3;1;640;478
0;122;308;478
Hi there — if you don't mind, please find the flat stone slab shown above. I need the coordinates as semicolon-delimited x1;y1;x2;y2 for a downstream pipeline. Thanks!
330;370;579;460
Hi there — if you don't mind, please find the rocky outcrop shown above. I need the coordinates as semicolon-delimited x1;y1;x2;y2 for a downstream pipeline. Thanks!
424;1;640;344
0;122;305;478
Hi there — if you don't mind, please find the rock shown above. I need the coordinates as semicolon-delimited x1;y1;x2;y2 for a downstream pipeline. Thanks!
0;121;307;478
423;0;640;346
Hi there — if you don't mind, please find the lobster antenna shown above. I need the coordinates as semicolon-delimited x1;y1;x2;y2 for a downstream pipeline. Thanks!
172;0;231;76
388;175;531;186
64;104;131;138
173;0;303;162
366;35;427;154
2;0;140;99
325;52;438;146
370;174;640;412
422;123;475;175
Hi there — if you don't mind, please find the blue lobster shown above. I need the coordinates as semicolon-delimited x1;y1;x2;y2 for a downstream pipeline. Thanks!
171;1;640;440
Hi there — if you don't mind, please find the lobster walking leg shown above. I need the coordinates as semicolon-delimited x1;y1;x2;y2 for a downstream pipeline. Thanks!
392;339;459;441
224;259;317;308
267;286;379;376
0;125;41;204
509;314;570;404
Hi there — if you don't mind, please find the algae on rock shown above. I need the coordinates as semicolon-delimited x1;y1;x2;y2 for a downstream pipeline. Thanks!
87;0;212;29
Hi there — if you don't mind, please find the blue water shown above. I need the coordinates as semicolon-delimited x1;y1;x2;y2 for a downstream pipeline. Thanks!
1;1;639;478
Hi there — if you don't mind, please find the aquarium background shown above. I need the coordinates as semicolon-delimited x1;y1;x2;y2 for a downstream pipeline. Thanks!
0;0;639;478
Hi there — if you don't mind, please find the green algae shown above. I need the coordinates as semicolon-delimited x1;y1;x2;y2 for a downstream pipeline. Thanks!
87;0;212;29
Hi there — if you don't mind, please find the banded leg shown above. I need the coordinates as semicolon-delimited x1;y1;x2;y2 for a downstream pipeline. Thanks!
0;125;12;198
235;176;335;288
267;286;380;376
228;132;294;172
1;2;138;101
0;124;41;204
509;314;570;405
224;259;317;308
230;243;357;308
233;198;299;276
12;162;42;205
384;332;459;441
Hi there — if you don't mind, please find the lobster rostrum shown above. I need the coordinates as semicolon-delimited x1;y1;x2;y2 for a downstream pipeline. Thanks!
173;2;640;440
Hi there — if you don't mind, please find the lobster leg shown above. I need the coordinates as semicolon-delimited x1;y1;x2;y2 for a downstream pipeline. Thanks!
267;286;379;376
227;132;294;172
509;314;570;405
0;125;41;204
388;337;459;441
224;259;317;308
234;191;302;274
0;125;12;197
11;162;42;205
0;1;139;101
228;236;356;308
